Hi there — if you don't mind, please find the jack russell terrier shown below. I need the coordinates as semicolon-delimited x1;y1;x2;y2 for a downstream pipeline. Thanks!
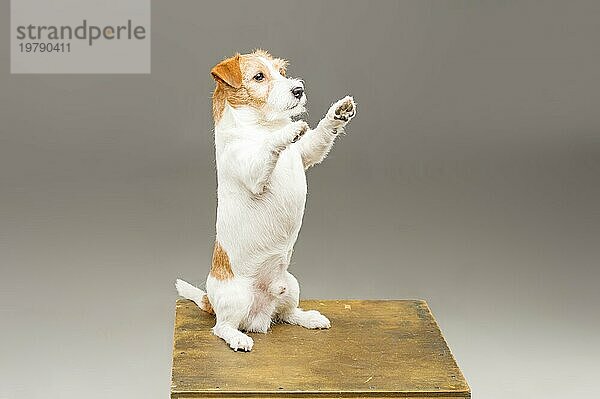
176;49;356;351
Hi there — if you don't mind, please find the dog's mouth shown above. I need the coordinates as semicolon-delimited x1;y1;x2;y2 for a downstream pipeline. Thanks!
286;98;306;111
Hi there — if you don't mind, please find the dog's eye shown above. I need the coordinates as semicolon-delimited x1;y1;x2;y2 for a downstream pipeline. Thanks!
253;72;265;82
279;69;286;77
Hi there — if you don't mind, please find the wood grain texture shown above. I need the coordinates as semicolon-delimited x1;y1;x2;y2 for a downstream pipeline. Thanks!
171;300;470;398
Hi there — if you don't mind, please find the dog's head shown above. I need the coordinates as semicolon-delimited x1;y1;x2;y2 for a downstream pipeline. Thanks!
211;49;306;123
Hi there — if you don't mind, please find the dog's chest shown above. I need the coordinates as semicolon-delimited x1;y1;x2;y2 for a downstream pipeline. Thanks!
270;148;307;202
256;148;307;233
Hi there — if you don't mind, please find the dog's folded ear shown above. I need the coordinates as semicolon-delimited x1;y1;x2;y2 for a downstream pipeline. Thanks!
211;54;242;89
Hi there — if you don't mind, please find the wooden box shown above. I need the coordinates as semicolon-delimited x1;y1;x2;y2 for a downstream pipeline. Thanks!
171;299;470;398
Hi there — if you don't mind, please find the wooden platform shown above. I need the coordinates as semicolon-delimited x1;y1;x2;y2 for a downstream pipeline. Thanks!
171;299;470;398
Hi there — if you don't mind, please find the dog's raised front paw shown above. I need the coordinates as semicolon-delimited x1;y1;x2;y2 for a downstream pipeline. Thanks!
290;120;309;143
327;96;356;125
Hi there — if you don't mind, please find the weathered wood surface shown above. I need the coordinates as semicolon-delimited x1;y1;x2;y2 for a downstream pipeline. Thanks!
171;299;470;398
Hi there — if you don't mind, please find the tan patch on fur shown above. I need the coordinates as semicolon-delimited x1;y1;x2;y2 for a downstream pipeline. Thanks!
200;294;215;315
210;241;234;280
211;49;288;122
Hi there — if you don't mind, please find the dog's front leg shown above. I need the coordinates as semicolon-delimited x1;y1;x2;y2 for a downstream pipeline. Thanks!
230;121;308;195
295;96;356;169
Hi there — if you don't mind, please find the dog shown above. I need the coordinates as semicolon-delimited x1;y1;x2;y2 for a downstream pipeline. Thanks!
176;49;356;351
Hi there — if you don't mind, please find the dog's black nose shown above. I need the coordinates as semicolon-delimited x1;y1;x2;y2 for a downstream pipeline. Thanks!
291;86;304;99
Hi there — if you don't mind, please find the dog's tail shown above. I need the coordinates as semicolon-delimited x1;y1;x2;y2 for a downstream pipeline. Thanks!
175;279;214;314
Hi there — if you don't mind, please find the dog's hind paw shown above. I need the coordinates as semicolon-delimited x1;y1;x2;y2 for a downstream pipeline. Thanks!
228;333;254;352
293;309;331;329
214;325;255;352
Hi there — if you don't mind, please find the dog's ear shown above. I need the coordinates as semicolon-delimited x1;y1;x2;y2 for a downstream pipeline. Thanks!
211;54;242;89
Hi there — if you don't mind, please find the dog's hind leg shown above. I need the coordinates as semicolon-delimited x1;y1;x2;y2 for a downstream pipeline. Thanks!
274;271;331;329
207;275;254;351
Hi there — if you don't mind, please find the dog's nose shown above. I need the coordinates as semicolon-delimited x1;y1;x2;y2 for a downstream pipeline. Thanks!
291;86;304;99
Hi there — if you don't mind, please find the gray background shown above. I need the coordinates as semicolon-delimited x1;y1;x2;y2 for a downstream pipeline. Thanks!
1;1;599;398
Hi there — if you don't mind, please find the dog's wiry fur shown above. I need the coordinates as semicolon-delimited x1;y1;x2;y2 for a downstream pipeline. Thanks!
176;49;356;351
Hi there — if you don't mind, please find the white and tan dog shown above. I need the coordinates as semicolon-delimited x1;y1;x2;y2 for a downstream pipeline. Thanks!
176;50;356;351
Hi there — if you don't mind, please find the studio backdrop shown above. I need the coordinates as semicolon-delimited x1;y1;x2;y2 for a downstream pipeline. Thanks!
1;1;599;398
